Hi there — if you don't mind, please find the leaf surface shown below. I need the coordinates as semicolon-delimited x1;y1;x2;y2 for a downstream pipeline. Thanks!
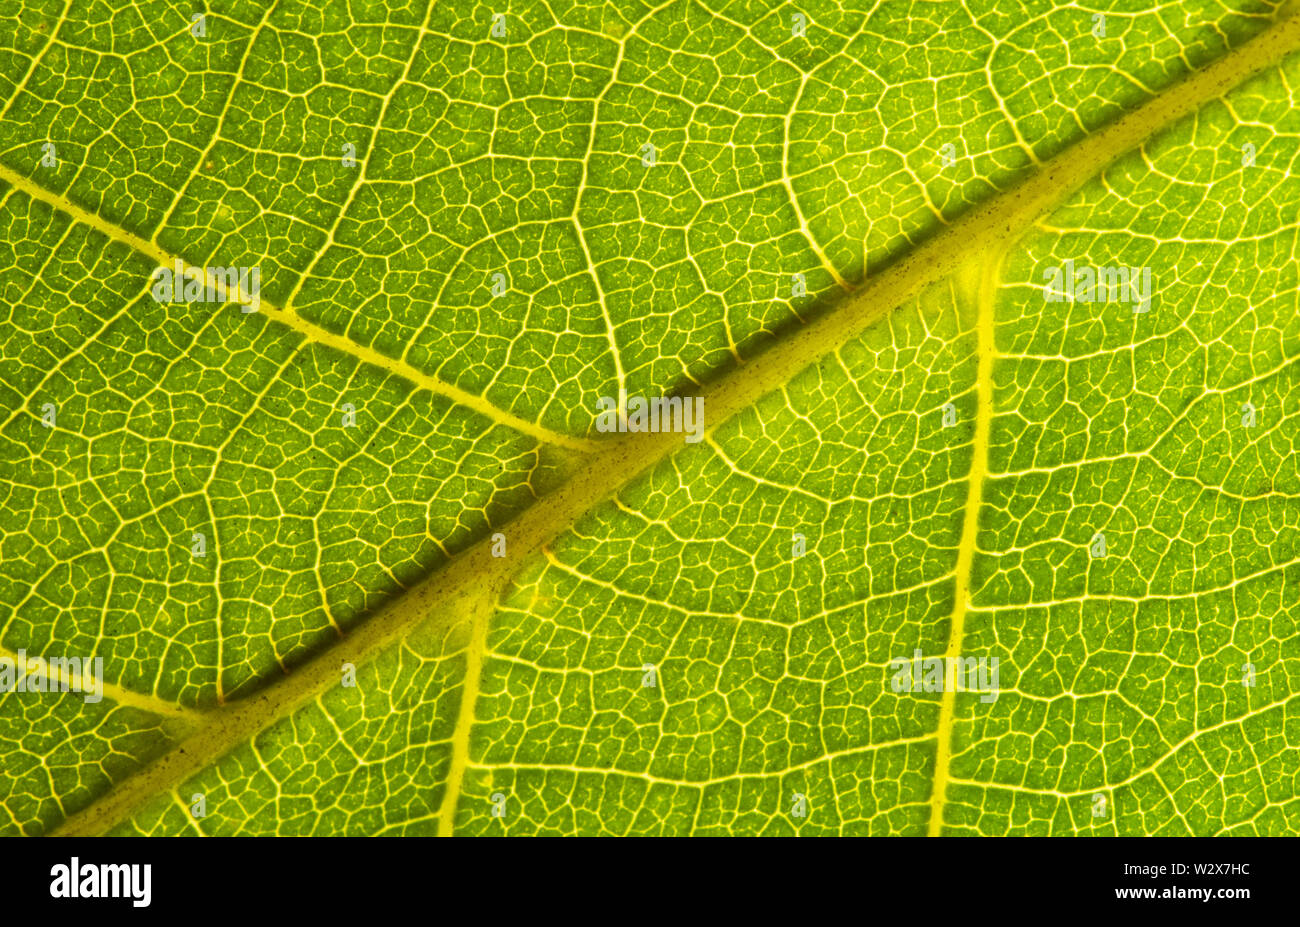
1;0;1297;836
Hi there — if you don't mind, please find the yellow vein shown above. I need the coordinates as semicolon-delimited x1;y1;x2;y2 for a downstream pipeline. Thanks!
783;72;852;292
563;1;677;411
0;163;597;453
151;3;278;236
0;645;204;723
926;250;999;837
0;1;71;120
276;2;433;311
170;791;207;836
435;595;495;836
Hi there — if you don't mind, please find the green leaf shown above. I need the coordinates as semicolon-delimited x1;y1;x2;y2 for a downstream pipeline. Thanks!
1;0;1297;836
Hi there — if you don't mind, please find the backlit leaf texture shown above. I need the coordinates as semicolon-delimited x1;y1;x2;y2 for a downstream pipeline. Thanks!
0;0;1297;836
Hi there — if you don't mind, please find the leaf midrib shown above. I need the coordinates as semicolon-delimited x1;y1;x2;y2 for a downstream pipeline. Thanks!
21;7;1300;835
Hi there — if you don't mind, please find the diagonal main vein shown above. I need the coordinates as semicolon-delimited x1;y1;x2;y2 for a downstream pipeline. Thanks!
40;7;1300;835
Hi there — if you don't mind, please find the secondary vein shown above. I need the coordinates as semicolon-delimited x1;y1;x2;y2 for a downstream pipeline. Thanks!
926;249;999;836
0;162;598;453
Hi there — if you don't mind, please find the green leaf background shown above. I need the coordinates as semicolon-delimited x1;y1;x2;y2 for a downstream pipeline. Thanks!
1;0;1297;835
